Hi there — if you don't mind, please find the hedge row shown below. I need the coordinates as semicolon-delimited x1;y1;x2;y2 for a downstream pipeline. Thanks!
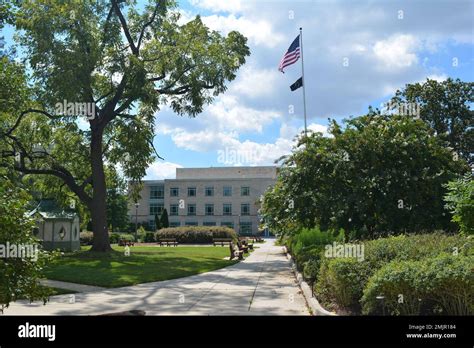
80;227;238;245
283;227;344;281
156;226;238;244
362;253;473;315
80;231;143;245
313;232;473;315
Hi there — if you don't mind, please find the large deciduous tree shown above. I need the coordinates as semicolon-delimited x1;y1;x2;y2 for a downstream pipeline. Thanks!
391;78;474;164
262;112;469;239
0;0;250;251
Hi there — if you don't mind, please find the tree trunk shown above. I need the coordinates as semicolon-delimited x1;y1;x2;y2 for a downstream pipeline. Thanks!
89;126;112;252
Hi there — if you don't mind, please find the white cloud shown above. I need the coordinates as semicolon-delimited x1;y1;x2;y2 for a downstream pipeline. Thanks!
230;65;281;98
153;0;472;169
373;34;420;69
171;130;237;152
189;0;246;14
307;123;329;136
145;161;183;180
206;95;281;133
201;14;285;48
164;121;329;166
425;74;448;82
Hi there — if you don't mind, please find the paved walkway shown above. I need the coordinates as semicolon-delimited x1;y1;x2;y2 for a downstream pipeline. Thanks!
39;279;106;293
3;240;309;315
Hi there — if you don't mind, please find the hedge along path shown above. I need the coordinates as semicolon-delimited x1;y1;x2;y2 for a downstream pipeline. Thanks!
4;240;310;315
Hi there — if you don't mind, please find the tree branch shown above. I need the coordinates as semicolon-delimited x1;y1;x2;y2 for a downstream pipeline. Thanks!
137;0;162;51
112;0;138;55
2;109;60;137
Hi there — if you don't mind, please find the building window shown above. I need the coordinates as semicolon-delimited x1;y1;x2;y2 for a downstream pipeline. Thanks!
150;202;164;216
170;204;179;216
185;221;198;226
241;203;250;216
203;221;216;226
187;204;196;216
150;185;164;199
223;203;232;216
188;187;196;197
205;186;214;196
170;187;179;197
221;222;234;229
205;204;214;216
169;221;180;227
241;186;250;196
223;186;232;196
240;222;253;235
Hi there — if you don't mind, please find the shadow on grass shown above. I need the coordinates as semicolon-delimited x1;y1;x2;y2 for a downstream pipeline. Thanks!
44;247;237;288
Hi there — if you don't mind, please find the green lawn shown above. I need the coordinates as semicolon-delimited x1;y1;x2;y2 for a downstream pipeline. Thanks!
43;246;237;288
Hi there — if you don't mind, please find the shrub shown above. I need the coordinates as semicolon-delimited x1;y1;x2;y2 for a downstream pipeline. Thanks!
156;226;238;244
136;226;147;242
79;231;94;245
444;174;474;235
289;227;344;253
419;253;473;315
361;259;424;315
294;246;324;272
362;254;474;315
303;258;320;283
144;232;155;243
109;233;121;244
363;232;472;267
315;257;372;310
118;233;136;242
288;227;345;271
314;233;472;312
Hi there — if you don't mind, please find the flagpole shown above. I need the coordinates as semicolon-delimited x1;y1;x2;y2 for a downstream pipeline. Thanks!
299;27;308;137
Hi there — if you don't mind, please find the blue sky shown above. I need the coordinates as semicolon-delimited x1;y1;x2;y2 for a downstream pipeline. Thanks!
2;0;473;179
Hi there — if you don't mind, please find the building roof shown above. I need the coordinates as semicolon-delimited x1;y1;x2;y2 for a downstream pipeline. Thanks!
28;199;78;220
176;166;278;180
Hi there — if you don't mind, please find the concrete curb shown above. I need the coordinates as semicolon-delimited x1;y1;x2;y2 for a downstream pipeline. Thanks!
284;247;337;316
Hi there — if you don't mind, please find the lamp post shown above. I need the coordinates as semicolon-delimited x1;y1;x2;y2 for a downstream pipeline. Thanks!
376;295;385;316
239;214;242;235
135;202;140;241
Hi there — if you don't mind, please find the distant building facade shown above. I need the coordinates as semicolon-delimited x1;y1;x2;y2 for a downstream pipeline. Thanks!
128;166;277;235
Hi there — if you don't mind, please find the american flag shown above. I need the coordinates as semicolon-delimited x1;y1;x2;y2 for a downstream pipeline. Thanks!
278;35;300;73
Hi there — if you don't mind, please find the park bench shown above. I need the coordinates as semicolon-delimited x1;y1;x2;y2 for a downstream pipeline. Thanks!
229;242;244;260
157;238;178;247
239;237;254;250
249;236;264;243
237;241;249;253
213;238;232;246
118;239;134;247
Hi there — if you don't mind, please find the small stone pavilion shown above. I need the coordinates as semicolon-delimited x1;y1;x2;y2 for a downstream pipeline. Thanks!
28;199;80;251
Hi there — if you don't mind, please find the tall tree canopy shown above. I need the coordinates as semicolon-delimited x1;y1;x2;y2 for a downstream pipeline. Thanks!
0;0;250;251
261;112;469;239
392;78;473;164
